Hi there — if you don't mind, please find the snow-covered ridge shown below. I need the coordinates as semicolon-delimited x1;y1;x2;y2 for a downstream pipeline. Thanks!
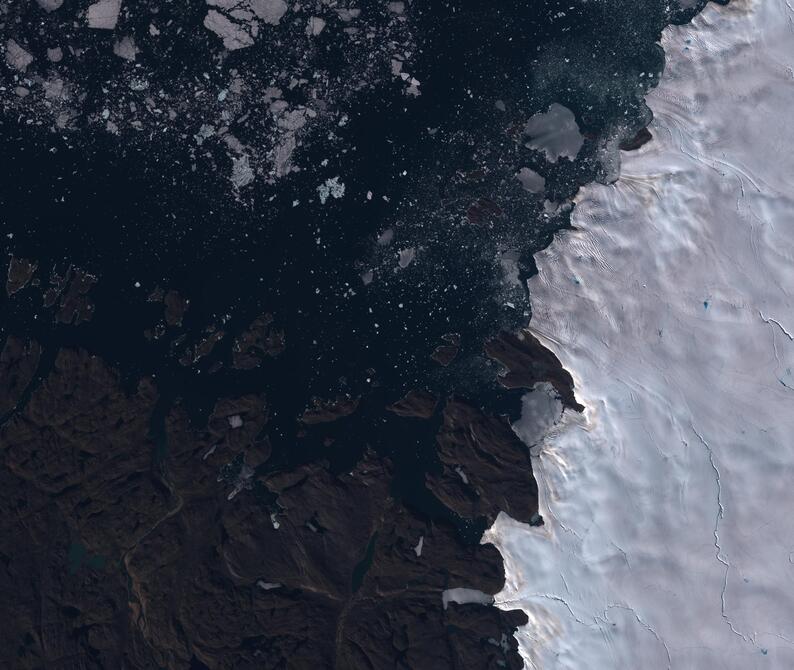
486;1;794;667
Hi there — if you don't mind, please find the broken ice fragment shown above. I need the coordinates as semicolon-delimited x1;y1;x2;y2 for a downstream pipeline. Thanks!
377;229;394;246
194;124;215;145
336;8;361;21
273;135;297;177
317;177;345;204
87;0;122;30
231;154;255;188
128;77;149;91
5;40;33;73
277;109;307;132
249;0;288;24
204;9;255;50
398;248;415;268
35;0;63;13
516;167;546;193
43;78;65;100
306;16;326;36
113;36;138;61
524;103;584;162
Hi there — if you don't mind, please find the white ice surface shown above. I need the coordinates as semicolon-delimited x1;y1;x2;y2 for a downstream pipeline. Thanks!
485;1;794;668
442;587;494;610
524;103;584;163
86;0;122;30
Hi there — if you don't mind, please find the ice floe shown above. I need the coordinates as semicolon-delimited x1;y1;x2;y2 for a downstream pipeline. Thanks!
87;0;122;30
524;103;583;163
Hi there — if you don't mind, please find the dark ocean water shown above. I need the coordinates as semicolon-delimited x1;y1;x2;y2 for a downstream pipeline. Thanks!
0;0;711;541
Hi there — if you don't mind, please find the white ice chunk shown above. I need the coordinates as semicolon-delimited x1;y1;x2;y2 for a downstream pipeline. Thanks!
204;9;254;50
87;0;122;30
377;229;394;246
442;588;493;610
249;0;287;24
306;16;326;36
113;36;138;61
46;47;63;62
231;154;255;188
336;8;361;21
524;103;583;162
397;247;415;268
36;0;63;12
317;176;345;204
516;167;546;194
5;40;33;72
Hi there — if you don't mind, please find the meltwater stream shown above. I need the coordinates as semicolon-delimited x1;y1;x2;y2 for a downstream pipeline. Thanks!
487;1;794;668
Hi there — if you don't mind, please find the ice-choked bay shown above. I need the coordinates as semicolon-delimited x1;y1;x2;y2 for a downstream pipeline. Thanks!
486;1;794;668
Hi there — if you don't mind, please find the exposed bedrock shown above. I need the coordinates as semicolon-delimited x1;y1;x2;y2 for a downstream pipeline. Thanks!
0;338;576;668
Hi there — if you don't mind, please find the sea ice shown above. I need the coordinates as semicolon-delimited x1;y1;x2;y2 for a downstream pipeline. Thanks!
4;40;33;72
87;0;122;30
524;103;583;163
317;177;345;204
517;167;546;194
35;0;63;12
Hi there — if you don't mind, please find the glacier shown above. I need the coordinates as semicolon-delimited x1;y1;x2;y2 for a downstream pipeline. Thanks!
485;1;794;668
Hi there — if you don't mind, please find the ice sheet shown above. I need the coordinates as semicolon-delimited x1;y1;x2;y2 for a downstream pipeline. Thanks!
486;1;794;667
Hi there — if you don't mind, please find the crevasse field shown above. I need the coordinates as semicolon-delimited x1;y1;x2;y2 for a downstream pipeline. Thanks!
486;1;794;667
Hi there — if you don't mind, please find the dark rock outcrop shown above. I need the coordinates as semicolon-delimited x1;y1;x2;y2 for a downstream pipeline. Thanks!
427;398;538;524
0;336;41;416
163;290;189;327
431;333;461;367
232;313;286;370
387;389;438;419
301;395;360;425
486;329;583;411
0;346;536;669
5;256;37;296
620;126;653;151
41;266;97;325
